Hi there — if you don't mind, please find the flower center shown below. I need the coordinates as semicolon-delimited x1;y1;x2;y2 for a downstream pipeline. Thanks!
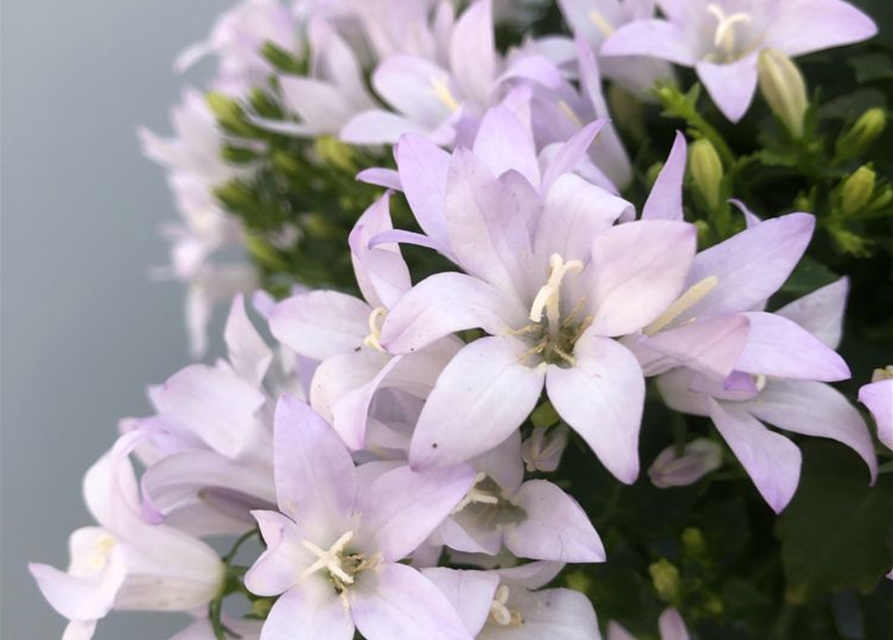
489;585;525;627
363;307;388;352
300;530;381;600
642;276;719;336
451;472;500;515
513;254;590;367
431;76;460;112
706;3;752;61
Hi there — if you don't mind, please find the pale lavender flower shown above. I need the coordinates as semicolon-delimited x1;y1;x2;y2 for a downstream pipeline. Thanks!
608;608;690;640
270;195;464;451
648;438;723;488
378;107;696;483
859;366;893;451
656;274;877;512
558;0;674;94
424;562;600;639
29;433;224;640
432;432;605;562
601;0;877;121
244;396;476;640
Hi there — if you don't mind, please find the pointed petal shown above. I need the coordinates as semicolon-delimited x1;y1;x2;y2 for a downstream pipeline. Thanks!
547;334;644;483
450;0;496;104
736;312;850;381
601;19;698;65
658;607;691;640
270;291;370;361
272;397;357;532
708;399;801;513
473;106;541;186
380;273;527;354
776;277;848;349
245;511;314;596
341;110;433;145
496;587;600;640
696;57;758;123
395;134;451;247
280;77;356;133
607;622;638;640
744;380;877;481
225;294;273;386
860;379;893;452
641;314;750;379
421;568;500;637
259;583;353;640
409;337;545;470
540;120;607;193
684;212;815;318
359;464;476;562
589;220;696;337
768;0;877;57
356;167;402;190
373;55;454;125
642;132;687;221
349;194;411;310
505;480;605;562
352;563;473;640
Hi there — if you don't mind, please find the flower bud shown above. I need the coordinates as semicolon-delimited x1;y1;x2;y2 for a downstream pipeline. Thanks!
649;558;681;602
836;108;887;162
522;425;569;473
758;49;808;138
840;165;876;215
648;438;723;488
690;139;724;210
206;91;252;136
315;136;356;173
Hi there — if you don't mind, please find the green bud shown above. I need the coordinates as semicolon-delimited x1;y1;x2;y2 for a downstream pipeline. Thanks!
251;597;274;618
249;87;282;120
836;108;887;162
840;165;876;215
690;139;724;211
272;150;303;176
221;145;260;164
260;42;303;74
758;49;808;138
530;401;560;428
608;84;645;140
868;185;892;212
681;527;707;556
649;558;681;602
206;91;252;136
215;181;256;211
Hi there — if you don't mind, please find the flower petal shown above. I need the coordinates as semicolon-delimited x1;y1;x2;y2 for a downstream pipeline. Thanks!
601;19;698;66
259;583;353;640
696;56;758;123
860;379;893;452
421;568;500;637
473;105;541;186
776;277;848;349
658;607;691;640
349;194;411;310
449;0;496;104
768;0;877;57
642;132;687;222
225;294;273;386
395;134;452;247
270;291;370;361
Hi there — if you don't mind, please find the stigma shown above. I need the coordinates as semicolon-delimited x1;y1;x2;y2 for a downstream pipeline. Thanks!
363;307;388;352
707;3;752;59
529;254;584;335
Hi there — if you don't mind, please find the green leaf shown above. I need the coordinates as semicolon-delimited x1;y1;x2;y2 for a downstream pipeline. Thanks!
775;442;893;602
849;53;893;84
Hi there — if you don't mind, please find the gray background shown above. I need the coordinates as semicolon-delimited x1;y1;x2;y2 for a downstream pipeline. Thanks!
2;1;232;637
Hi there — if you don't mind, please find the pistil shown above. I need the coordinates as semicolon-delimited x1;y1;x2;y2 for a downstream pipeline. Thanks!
643;276;719;336
707;3;752;59
363;307;388;352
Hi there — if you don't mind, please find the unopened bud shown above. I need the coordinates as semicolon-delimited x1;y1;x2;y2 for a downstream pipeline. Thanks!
836;108;887;162
648;438;723;488
608;84;645;140
690;139;724;210
207;91;252;136
522;425;569;473
758;49;808;138
314;136;356;173
649;558;681;602
840;165;876;215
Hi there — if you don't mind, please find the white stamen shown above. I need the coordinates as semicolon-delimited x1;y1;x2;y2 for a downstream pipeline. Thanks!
753;373;767;391
643;276;719;336
529;254;584;336
451;472;500;515
707;3;752;55
363;307;388;352
588;9;615;37
490;585;512;625
300;530;355;585
431;77;460;112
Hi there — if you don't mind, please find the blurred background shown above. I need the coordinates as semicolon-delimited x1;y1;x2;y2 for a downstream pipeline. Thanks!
2;1;231;637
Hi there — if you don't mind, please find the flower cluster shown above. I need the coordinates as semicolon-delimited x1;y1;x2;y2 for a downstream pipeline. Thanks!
34;0;893;638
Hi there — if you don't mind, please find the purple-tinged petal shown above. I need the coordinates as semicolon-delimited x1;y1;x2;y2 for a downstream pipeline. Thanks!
450;0;496;104
491;586;600;640
372;56;454;126
380;272;528;355
259;582;353;640
768;0;877;57
224;294;273;387
504;480;605;562
708;399;801;513
272;397;357;532
410;337;545;470
607;621;638;640
421;568;500;637
369;229;453;256
349;194;411;310
341;110;433;145
540;120;607;193
498;54;564;89
547;333;644;484
735;312;850;381
744;380;877;481
640;314;750;379
536;174;633;264
359;464;476;562
280;77;356;133
589;220;696;337
356;168;402;191
558;0;623;47
497;561;564;590
474;430;524;494
473;106;541;186
601;20;698;66
642;132;687;222
776;277;848;349
438;511;504;556
395;134;452;247
695;56;758;123
658;607;691;640
860;378;892;451
244;511;313;596
683;212;815;318
352;563;473;640
649;438;723;488
270;291;370;360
